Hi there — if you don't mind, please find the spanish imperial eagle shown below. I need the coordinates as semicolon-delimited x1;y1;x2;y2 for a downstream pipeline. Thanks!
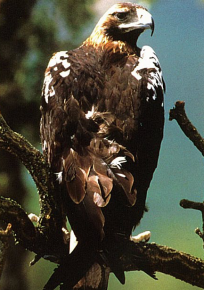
40;2;164;290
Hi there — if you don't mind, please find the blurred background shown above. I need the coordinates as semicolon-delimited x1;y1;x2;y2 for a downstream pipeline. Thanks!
0;0;204;289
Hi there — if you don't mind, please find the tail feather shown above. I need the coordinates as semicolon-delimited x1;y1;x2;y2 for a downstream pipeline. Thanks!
101;251;125;285
72;263;110;290
43;243;97;290
63;136;136;210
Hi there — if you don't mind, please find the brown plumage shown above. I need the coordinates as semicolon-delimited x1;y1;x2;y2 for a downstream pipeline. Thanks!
41;3;165;290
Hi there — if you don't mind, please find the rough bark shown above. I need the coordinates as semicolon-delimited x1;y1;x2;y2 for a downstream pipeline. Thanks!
169;101;204;156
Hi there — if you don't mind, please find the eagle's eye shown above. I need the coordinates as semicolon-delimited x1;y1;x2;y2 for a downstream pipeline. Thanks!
114;11;129;21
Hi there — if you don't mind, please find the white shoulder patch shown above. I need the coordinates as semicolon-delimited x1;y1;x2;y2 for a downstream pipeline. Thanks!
131;46;164;102
42;51;71;103
48;51;69;67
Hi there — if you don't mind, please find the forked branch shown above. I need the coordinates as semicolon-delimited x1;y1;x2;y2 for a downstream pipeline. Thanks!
169;101;204;156
170;101;204;245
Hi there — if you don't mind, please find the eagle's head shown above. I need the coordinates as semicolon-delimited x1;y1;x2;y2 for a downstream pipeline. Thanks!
86;2;154;49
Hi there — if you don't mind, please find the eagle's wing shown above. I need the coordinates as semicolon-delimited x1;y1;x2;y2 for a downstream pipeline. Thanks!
129;45;165;227
134;45;165;181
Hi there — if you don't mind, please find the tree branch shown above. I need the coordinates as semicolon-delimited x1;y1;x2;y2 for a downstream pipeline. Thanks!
180;199;204;244
122;241;204;288
170;101;204;246
0;196;69;262
0;111;69;260
0;197;36;250
1;200;204;289
0;111;58;229
0;224;12;278
169;101;204;156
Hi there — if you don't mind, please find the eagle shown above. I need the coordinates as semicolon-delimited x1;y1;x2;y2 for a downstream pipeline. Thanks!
40;2;165;290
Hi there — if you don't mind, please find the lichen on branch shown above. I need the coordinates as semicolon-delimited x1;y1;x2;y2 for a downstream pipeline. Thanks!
0;223;12;278
0;111;69;261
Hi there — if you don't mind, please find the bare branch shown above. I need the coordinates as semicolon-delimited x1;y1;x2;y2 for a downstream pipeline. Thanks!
195;228;204;241
0;196;70;264
0;111;47;186
1;196;204;288
180;199;204;244
0;111;55;219
170;101;204;246
1;205;204;290
0;224;12;278
122;241;204;288
0;196;37;250
180;199;204;212
0;112;69;263
169;101;204;156
0;111;67;246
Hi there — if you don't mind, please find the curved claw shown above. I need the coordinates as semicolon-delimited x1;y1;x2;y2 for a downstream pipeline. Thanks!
131;231;151;243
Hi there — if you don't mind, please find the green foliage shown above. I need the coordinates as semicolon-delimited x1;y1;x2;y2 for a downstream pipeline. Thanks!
15;0;95;107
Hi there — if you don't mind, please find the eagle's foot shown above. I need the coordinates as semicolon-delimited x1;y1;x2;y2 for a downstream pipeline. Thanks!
28;213;39;223
130;231;151;243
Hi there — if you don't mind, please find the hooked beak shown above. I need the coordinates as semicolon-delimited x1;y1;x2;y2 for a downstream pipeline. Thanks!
150;18;154;36
118;8;154;36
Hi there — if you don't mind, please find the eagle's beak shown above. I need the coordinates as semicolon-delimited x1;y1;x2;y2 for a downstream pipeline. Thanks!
150;18;154;36
119;8;154;36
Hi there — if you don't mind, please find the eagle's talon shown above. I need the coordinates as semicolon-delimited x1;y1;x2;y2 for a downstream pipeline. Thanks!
131;231;151;243
28;213;39;223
